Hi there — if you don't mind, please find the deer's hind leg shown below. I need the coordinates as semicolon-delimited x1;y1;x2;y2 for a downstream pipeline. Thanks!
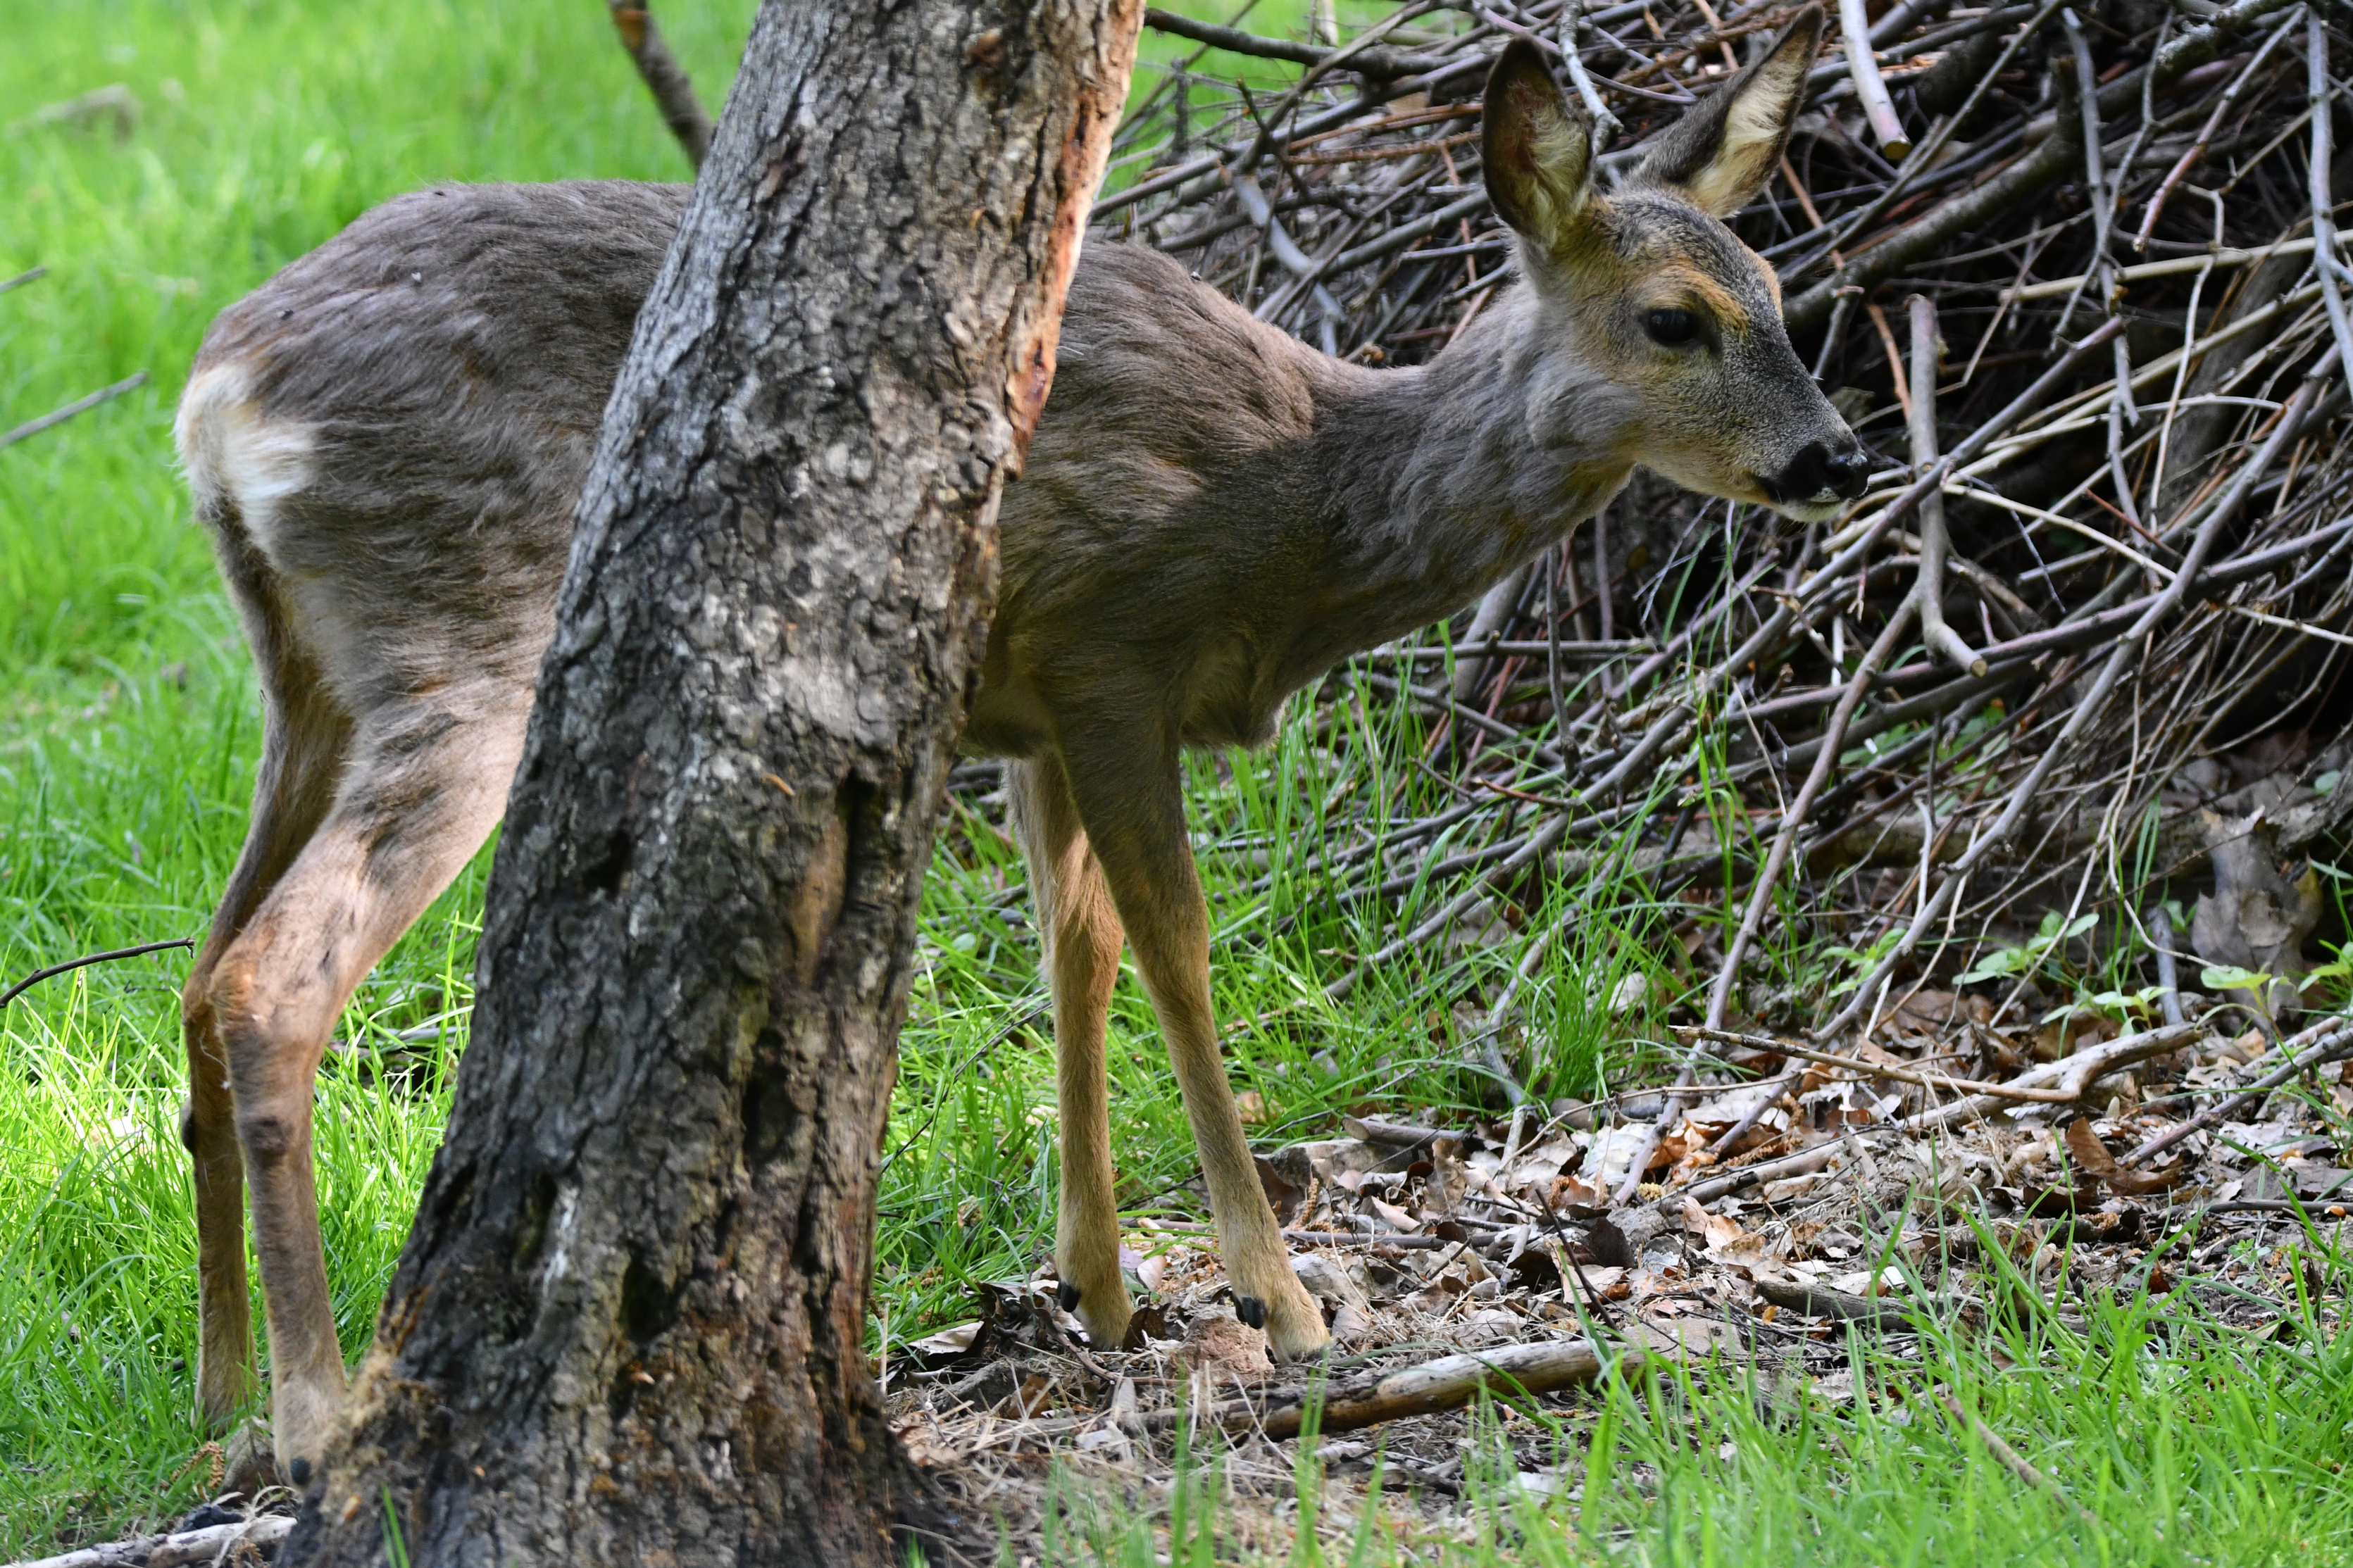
196;689;529;1481
1054;724;1328;1360
180;533;353;1438
1007;754;1135;1350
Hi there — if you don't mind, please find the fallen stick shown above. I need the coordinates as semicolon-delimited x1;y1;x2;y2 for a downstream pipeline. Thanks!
1343;1114;1467;1148
1839;0;1913;160
1754;1278;1921;1331
1283;1227;1463;1251
987;1336;1647;1447
1671;1129;1885;1208
1556;0;1625;151
1936;1390;2093;1519
1908;294;1985;675
2009;235;2318;302
1899;1023;2204;1132
1656;1026;2202;1210
6;1514;294;1568
1680;1024;2137;1103
2122;1020;2353;1167
1149;1335;1640;1438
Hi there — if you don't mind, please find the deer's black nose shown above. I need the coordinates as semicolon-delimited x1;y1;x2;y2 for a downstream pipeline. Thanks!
1775;441;1871;503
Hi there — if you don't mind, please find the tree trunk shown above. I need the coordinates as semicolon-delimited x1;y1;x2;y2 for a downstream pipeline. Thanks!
287;2;1138;1562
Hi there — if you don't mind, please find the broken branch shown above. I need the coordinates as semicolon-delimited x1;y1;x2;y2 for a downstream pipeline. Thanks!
608;2;713;170
5;1515;294;1568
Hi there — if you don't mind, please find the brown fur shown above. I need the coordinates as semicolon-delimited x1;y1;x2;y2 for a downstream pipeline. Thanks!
172;12;1856;1476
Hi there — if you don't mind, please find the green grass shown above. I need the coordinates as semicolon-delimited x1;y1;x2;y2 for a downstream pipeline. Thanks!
1047;1245;2353;1567
4;1;2352;1560
0;0;754;1541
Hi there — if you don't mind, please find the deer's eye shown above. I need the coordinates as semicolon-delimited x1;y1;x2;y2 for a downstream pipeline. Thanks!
1643;308;1701;347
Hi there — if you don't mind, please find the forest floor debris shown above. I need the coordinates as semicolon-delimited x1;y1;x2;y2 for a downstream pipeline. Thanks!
890;1004;2352;1560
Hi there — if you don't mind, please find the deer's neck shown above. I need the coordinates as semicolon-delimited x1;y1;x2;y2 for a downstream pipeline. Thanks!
1301;289;1637;659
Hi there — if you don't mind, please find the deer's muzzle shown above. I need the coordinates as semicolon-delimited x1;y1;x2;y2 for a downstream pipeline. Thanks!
1766;441;1871;507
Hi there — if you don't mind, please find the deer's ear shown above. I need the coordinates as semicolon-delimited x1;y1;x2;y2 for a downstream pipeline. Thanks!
1636;4;1823;218
1483;40;1595;251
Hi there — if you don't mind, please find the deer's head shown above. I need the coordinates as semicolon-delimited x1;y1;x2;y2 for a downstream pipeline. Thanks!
1482;7;1866;521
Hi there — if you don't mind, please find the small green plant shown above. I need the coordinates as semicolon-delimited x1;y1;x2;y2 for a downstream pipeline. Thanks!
2057;986;2168;1027
1956;910;2097;986
1823;927;1905;997
2298;955;2353;1003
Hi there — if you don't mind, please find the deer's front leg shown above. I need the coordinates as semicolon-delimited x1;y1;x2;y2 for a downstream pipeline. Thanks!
1057;729;1328;1360
1007;755;1133;1350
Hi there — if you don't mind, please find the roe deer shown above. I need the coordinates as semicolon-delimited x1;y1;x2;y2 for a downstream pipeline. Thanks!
173;13;1860;1479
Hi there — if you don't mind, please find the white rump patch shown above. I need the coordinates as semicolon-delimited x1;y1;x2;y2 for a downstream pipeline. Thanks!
173;362;317;560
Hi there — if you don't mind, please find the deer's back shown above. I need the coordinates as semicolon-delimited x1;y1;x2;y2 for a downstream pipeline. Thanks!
178;182;689;708
178;181;1363;750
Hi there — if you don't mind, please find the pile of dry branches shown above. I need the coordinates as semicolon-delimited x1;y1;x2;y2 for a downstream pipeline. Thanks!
1087;0;2353;1048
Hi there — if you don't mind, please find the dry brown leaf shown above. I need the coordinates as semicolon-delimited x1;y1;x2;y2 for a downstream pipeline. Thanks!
2062;1116;2185;1196
893;1419;962;1469
1578;1124;1655;1191
1426;1136;1471;1216
906;1320;982;1361
1680;1196;1741;1250
1549;1172;1611;1212
996;1373;1056;1417
1254;1154;1305;1222
1292;1252;1371;1315
1887;989;1960;1036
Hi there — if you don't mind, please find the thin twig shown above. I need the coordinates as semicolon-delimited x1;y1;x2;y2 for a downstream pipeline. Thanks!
1909;294;1985;674
0;371;147;451
1;937;196;1011
1937;1389;2093;1518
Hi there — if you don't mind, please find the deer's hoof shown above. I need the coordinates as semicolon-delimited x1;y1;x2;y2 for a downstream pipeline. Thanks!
1058;1277;1136;1350
270;1373;345;1495
218;1417;280;1500
1234;1294;1267;1329
1263;1292;1334;1362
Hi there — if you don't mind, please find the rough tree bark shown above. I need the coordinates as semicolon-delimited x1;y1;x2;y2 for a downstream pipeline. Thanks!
287;2;1139;1562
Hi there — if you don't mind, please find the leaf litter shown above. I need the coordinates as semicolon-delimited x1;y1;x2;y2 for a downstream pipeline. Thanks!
888;997;2353;1560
